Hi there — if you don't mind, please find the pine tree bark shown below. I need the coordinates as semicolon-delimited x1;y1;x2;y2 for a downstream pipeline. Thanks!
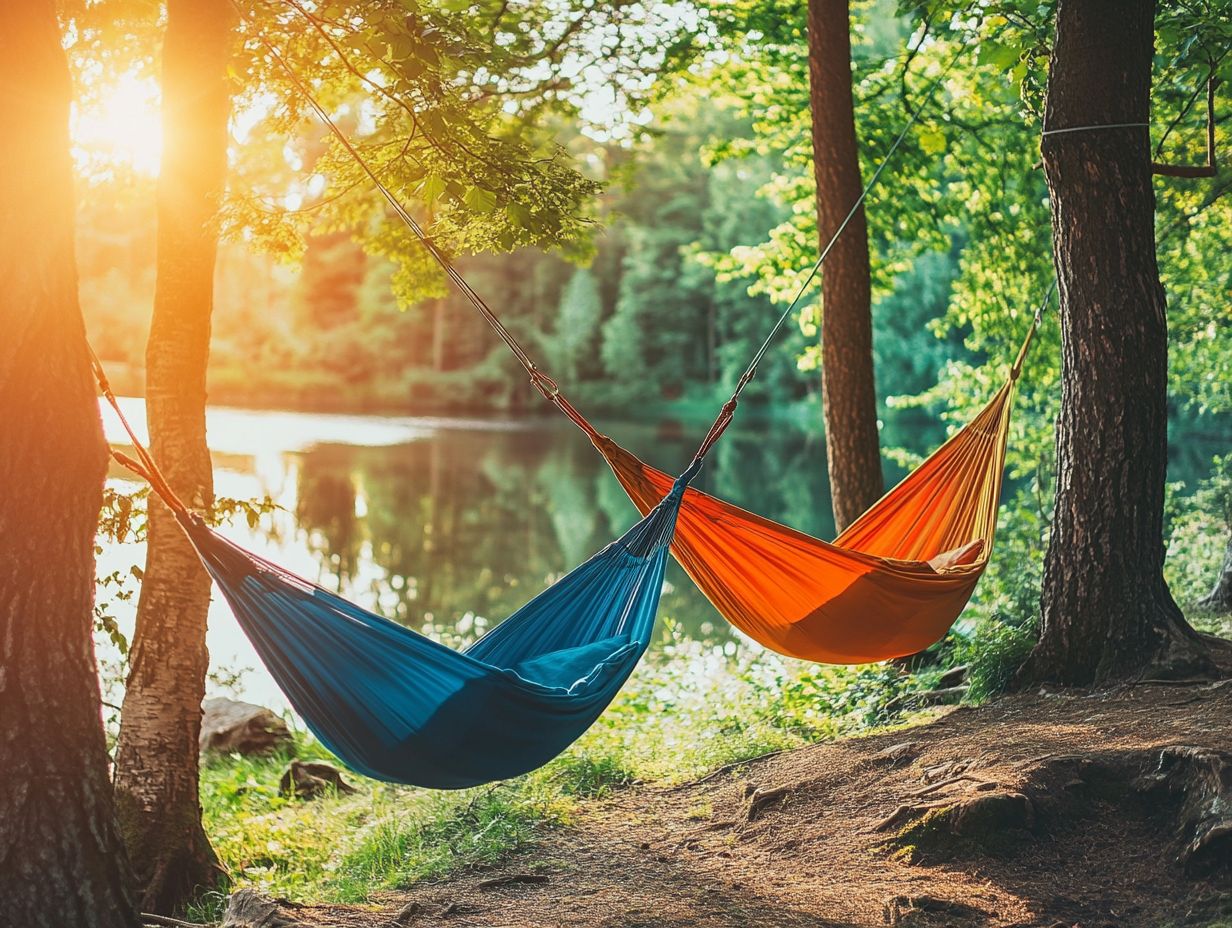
112;0;232;913
807;0;883;532
0;3;138;925
1024;0;1226;684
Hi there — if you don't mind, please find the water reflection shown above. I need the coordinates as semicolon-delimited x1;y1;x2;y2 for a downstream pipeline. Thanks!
279;416;855;638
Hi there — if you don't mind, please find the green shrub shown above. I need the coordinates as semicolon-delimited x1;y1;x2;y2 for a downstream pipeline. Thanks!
1166;455;1232;610
955;614;1038;702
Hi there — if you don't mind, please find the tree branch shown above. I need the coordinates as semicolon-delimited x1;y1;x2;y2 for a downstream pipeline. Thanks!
1152;75;1219;178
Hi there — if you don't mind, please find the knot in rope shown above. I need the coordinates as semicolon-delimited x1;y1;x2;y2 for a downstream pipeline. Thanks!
529;367;561;400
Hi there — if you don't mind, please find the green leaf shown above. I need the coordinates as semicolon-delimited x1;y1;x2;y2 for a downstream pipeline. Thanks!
918;129;946;156
978;42;1020;71
507;202;532;229
388;34;415;61
463;186;496;213
399;56;426;79
419;175;447;203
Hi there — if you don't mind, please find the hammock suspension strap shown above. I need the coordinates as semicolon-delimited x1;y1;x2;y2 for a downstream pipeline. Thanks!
1009;278;1058;381
86;343;191;517
1040;121;1149;138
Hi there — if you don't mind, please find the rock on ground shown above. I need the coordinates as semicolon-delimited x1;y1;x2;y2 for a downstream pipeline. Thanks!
200;697;293;756
279;760;356;800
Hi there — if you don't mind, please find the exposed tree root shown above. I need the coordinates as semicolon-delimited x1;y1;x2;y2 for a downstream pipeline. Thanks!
665;750;789;791
126;822;226;921
879;747;1232;873
742;783;794;822
142;915;209;928
222;889;306;927
882;894;986;926
1138;746;1232;873
475;874;550;889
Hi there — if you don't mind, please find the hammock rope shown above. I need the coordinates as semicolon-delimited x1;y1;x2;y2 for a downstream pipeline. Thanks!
87;342;189;516
692;44;967;460
244;18;586;425
1010;278;1057;380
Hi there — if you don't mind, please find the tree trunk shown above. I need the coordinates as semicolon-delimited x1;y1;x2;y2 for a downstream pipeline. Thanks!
806;0;883;532
1199;539;1232;613
0;3;138;925
112;0;232;913
1024;0;1224;685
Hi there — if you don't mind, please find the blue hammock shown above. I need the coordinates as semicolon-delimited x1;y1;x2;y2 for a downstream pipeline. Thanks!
169;460;695;789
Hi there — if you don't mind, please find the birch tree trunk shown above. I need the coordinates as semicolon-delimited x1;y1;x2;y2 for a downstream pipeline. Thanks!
112;0;233;912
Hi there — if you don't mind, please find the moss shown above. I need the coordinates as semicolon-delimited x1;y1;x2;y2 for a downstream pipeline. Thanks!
885;794;1034;863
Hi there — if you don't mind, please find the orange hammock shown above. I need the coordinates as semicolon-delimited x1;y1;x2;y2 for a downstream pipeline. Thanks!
534;320;1031;666
559;376;1017;664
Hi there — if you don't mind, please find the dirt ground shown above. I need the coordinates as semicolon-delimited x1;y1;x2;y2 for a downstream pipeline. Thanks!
226;682;1232;928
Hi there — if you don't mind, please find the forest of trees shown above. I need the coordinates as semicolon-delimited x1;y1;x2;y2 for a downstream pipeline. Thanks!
2;0;1231;925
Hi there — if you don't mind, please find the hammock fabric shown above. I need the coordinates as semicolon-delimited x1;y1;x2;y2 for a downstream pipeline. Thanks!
101;376;696;789
177;493;682;789
548;377;1017;665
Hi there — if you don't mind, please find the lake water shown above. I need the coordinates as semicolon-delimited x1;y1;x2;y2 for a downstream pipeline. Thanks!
98;396;1227;707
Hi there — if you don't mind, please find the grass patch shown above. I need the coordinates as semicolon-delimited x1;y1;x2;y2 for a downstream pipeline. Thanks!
331;781;567;901
201;747;569;906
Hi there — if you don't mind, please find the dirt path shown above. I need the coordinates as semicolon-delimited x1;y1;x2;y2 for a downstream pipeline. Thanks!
226;683;1232;928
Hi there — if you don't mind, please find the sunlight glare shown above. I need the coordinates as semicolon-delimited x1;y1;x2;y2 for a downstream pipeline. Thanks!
71;69;162;180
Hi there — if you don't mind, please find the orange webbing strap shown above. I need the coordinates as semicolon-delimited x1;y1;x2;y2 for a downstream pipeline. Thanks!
692;399;738;463
1009;279;1056;382
523;367;603;443
1009;326;1035;381
86;343;191;518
